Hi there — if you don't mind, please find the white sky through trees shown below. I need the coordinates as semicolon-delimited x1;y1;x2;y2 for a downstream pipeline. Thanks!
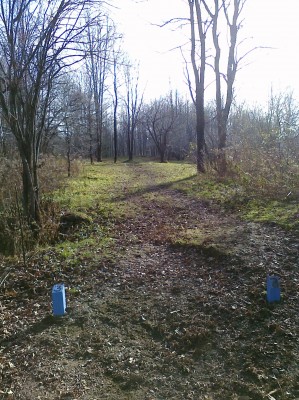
111;0;299;106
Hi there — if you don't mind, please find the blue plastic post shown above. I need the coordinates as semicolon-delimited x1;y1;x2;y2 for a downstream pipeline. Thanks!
266;275;280;303
52;284;66;316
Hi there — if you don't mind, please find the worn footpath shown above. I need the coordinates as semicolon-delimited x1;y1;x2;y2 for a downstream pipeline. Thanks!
0;163;299;399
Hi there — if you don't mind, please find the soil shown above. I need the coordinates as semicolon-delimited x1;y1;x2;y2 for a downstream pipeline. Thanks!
0;163;299;399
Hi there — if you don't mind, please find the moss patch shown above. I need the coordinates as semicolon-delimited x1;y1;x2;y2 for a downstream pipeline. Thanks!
243;200;299;231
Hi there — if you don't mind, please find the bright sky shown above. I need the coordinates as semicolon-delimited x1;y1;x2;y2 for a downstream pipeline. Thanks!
110;0;299;106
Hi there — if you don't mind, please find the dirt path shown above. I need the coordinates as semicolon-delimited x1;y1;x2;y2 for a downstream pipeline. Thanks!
1;163;299;399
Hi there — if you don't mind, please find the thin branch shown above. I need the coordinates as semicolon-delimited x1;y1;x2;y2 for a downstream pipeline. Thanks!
236;45;273;67
151;17;189;29
181;47;195;105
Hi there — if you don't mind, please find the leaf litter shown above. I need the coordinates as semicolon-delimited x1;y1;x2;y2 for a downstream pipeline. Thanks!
0;163;299;399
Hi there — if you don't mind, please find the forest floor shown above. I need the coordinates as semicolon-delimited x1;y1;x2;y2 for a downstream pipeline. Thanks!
0;161;299;400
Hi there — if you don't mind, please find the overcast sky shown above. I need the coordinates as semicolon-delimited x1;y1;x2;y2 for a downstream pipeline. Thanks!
110;0;299;106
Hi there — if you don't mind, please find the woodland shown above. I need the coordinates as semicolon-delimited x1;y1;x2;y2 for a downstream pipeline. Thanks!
0;0;298;399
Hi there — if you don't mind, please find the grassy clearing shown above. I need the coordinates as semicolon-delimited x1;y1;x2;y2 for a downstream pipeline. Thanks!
53;160;198;222
53;162;143;220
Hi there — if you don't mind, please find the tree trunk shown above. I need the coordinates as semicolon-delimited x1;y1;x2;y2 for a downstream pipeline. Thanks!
113;57;118;163
189;0;206;173
113;109;118;163
67;140;71;177
95;110;102;162
128;131;134;161
160;151;166;163
212;0;243;175
87;103;93;164
196;105;205;173
21;156;40;232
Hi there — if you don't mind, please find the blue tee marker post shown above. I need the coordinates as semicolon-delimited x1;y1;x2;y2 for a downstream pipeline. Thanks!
52;284;66;316
266;275;280;303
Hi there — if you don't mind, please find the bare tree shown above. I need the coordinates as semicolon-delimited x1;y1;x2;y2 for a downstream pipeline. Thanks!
59;79;86;177
144;94;176;163
0;0;100;229
184;0;249;173
203;0;247;173
123;64;144;161
77;72;96;164
111;48;123;163
85;13;117;162
113;63;119;163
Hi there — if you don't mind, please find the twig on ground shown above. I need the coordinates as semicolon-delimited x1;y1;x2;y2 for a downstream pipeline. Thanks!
0;268;10;288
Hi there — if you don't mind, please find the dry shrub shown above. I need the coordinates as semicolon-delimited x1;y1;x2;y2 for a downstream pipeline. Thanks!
38;156;83;245
0;157;23;255
226;143;299;200
0;155;83;256
0;156;22;204
0;192;34;257
39;155;71;193
38;196;62;246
